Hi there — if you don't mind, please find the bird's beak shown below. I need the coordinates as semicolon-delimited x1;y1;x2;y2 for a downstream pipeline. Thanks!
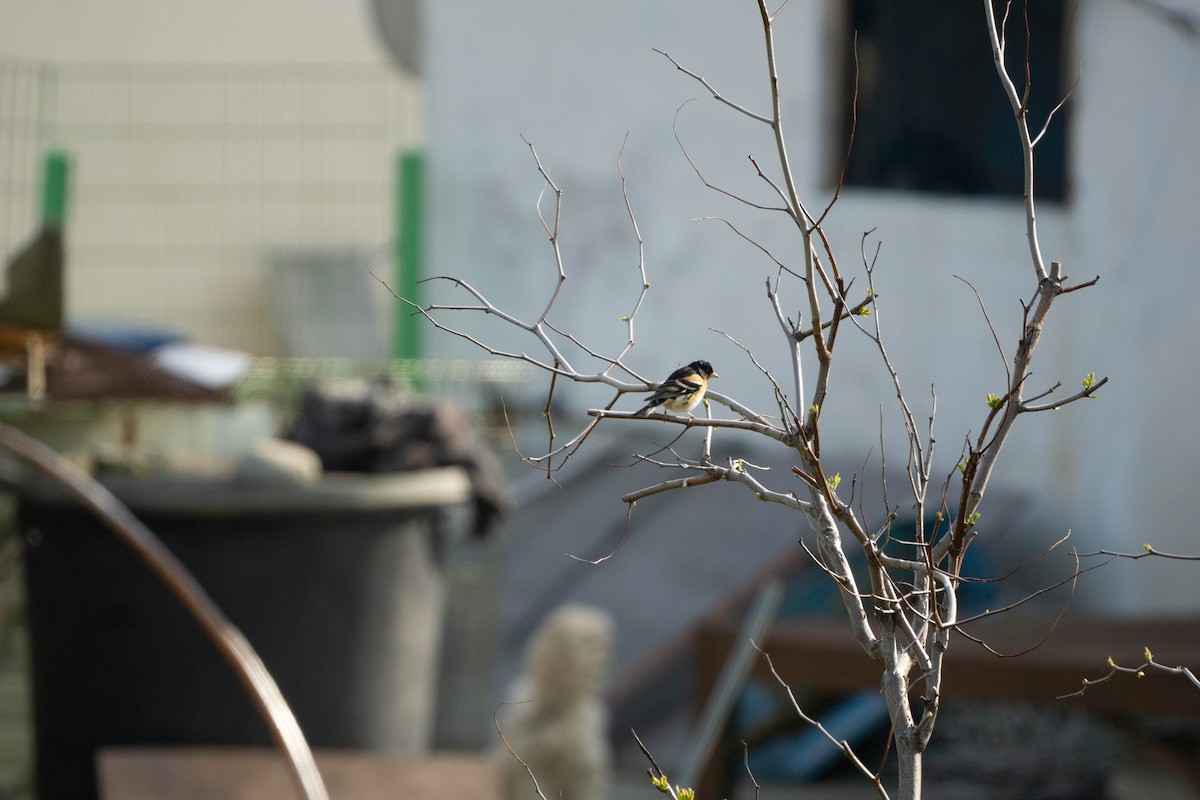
712;372;719;379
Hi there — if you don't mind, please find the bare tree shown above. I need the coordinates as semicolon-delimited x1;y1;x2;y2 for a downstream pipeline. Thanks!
389;2;1103;798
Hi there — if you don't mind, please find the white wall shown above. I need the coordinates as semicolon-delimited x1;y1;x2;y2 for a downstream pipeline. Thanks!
0;0;389;63
1068;0;1200;612
425;0;1200;614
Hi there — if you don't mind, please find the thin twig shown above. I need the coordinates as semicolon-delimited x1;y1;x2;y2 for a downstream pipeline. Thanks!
653;48;772;124
696;215;802;279
984;0;1049;281
611;133;654;373
588;408;789;443
742;741;762;800
632;729;682;800
954;274;1010;390
711;326;799;425
1079;544;1200;562
520;136;568;325
495;703;551;800
1020;376;1108;412
671;101;789;212
760;646;891;799
1060;652;1200;699
554;504;637;565
812;30;859;229
1031;68;1080;148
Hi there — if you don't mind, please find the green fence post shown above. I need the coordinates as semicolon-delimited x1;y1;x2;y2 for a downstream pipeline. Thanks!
394;150;424;363
42;150;69;229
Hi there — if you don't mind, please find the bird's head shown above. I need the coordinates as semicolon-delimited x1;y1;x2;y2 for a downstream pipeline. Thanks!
690;360;717;379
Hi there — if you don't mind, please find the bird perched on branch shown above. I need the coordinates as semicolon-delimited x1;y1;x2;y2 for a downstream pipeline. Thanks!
634;360;717;417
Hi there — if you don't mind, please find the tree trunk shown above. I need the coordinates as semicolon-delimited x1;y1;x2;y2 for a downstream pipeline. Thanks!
896;736;922;800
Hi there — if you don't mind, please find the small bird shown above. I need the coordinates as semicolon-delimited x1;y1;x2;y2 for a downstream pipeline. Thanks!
634;360;718;417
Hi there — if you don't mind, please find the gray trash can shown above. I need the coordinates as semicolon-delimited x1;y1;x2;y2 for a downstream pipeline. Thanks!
16;467;470;800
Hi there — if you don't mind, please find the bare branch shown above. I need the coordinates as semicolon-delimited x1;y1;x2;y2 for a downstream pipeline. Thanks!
413;275;575;373
696;215;802;279
653;48;773;125
845;231;927;503
632;729;683;800
753;0;830;393
760;646;891;799
950;553;1108;638
520;136;568;325
592;404;787;433
768;0;794;22
502;395;617;473
984;0;1049;281
1031;68;1080;149
746;153;799;217
741;741;762;800
711;326;799;426
1020;375;1108;412
700;398;716;464
956;530;1074;584
612;134;653;373
812;30;859;230
1060;275;1101;294
541;369;559;479
1060;652;1200;699
954;274;1010;390
672;102;789;212
495;703;551;800
554;503;637;565
768;280;806;429
543;320;651;384
621;456;810;512
1079;544;1200;562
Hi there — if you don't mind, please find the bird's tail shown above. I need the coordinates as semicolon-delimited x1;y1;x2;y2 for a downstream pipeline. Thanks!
633;403;654;417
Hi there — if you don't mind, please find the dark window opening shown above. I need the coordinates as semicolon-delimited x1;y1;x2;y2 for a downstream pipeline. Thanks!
838;1;1069;201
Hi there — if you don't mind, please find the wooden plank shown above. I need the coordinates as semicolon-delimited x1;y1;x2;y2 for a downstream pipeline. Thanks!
696;616;1200;716
98;748;501;800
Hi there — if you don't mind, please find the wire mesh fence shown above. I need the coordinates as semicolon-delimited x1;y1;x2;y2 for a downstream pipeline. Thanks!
0;60;526;799
1;59;420;358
